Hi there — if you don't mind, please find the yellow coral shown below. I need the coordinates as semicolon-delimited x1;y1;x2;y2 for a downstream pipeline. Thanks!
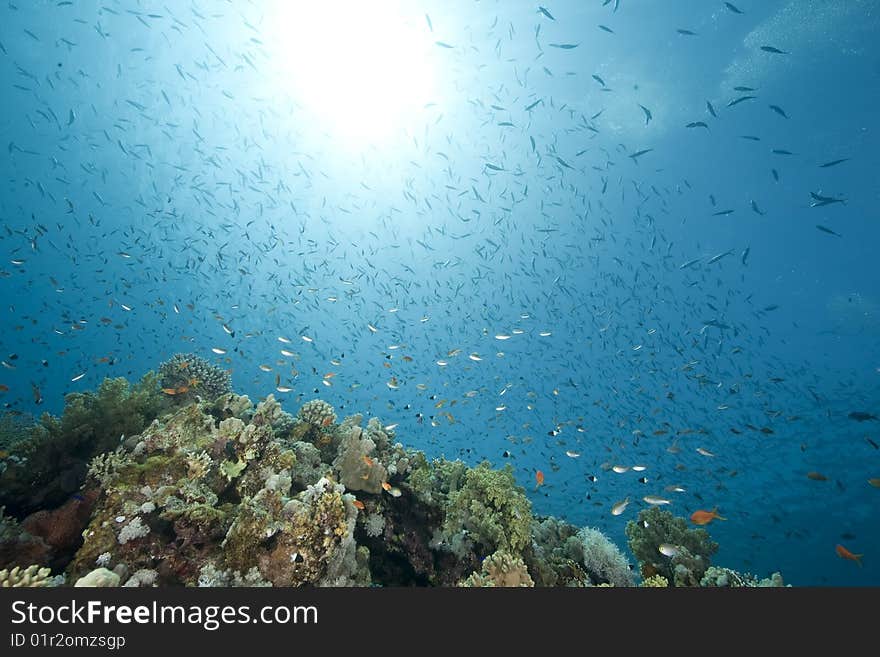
0;565;56;587
641;574;669;587
460;550;534;587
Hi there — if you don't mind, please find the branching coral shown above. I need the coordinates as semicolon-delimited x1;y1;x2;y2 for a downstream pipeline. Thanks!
117;516;150;545
406;456;468;507
573;527;635;587
364;513;385;538
197;563;270;587
641;574;669;587
0;564;58;587
87;450;133;488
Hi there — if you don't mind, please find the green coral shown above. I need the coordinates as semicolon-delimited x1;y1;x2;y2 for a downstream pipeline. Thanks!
219;459;247;481
523;516;591;587
0;373;163;515
0;411;36;452
59;374;162;448
406;456;467;507
641;574;669;587
440;462;532;557
625;507;718;586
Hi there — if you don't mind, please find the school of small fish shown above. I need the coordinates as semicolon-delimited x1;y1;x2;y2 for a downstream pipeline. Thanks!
0;1;877;584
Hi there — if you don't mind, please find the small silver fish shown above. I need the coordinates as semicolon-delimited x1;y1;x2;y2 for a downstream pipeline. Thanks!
658;543;681;557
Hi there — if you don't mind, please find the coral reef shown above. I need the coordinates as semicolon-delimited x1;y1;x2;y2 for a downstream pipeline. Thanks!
65;396;372;587
460;550;534;587
158;353;231;404
626;507;718;585
0;360;786;588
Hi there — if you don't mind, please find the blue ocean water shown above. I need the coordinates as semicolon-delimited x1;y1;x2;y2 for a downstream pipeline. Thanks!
0;0;877;585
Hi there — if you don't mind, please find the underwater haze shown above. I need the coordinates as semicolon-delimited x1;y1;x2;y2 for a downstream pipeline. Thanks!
1;0;879;586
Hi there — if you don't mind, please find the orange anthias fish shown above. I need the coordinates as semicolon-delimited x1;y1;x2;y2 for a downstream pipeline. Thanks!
690;508;726;525
535;470;545;488
836;544;863;567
